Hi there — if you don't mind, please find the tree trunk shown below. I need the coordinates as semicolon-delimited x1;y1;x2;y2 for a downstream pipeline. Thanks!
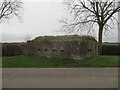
98;26;103;55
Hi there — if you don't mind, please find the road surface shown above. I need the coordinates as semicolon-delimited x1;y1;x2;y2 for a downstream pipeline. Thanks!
2;68;118;88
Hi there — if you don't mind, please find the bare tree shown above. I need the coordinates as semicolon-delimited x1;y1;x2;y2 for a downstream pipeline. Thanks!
60;0;120;55
0;0;23;23
24;35;32;42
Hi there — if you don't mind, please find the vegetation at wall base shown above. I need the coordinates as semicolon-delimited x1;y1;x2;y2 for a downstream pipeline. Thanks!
2;55;119;68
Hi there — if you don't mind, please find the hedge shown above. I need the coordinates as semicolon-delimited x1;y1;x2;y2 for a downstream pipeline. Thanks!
102;44;120;55
2;43;28;56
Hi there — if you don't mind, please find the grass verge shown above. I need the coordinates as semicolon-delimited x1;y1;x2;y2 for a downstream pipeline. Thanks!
2;55;119;68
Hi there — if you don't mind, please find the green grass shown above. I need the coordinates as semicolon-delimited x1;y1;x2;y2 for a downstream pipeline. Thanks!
33;35;95;41
2;55;119;68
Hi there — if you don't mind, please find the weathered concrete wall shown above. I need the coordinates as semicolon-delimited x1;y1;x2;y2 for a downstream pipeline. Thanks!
28;38;97;60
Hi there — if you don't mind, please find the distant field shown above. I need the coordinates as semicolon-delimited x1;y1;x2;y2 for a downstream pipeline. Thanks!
2;55;119;68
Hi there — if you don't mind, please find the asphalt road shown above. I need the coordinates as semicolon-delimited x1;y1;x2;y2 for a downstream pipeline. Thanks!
2;68;118;88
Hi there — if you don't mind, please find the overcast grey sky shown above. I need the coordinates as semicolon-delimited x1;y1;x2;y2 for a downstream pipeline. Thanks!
0;0;119;42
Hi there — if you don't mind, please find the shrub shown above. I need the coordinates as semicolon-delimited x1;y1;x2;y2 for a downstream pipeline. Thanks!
102;44;120;55
2;43;22;56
